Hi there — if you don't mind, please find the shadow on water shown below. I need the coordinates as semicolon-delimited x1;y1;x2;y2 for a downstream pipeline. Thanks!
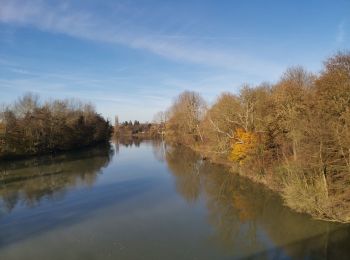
242;226;350;259
160;144;350;259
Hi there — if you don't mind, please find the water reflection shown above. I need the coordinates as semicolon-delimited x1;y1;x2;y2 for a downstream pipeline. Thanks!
113;136;143;148
165;146;202;203
161;144;350;259
0;140;349;259
0;143;114;213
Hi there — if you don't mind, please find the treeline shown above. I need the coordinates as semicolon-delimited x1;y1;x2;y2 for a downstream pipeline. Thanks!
0;94;112;159
114;117;163;138
160;52;350;222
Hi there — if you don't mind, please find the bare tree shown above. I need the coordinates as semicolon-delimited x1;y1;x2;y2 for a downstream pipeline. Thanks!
166;91;206;144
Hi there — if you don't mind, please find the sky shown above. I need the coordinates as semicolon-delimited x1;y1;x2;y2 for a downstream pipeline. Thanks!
0;0;349;122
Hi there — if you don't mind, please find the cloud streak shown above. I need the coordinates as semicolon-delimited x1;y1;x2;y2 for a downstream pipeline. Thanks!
0;0;281;78
336;20;346;44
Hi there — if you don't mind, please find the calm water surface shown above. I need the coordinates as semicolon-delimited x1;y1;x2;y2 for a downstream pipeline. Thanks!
0;139;350;260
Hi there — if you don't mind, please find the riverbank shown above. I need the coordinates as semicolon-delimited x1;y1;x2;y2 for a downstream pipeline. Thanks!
159;53;350;224
183;142;350;223
2;139;348;259
0;140;111;161
188;143;280;190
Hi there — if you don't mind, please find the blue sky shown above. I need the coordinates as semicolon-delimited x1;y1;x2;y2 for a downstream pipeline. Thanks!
0;0;349;121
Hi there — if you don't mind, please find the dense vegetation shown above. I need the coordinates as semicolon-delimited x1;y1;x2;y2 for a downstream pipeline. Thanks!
160;52;350;222
114;117;164;138
0;94;112;159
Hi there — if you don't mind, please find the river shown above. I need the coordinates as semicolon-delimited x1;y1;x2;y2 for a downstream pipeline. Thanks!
0;139;349;259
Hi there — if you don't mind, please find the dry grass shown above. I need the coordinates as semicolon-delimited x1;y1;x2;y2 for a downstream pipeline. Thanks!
281;167;333;220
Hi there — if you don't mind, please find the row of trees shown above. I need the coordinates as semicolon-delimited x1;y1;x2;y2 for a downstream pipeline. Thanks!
160;52;350;222
0;94;112;158
114;116;163;137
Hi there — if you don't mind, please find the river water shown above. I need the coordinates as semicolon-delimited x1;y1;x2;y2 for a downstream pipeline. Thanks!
0;139;349;259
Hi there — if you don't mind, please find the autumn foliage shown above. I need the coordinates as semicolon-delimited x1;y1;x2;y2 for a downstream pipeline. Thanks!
162;51;350;222
229;128;258;163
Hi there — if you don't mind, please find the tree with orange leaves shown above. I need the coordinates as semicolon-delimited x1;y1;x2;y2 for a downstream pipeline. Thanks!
229;128;258;163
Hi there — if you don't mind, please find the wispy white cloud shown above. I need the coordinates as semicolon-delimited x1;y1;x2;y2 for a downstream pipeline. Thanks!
0;0;289;120
9;67;32;75
336;20;346;44
0;0;282;78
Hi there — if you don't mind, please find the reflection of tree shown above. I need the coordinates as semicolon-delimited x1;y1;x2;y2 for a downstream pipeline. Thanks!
0;143;114;213
164;144;340;258
113;136;142;148
151;140;167;162
200;166;261;253
164;144;260;249
165;146;202;203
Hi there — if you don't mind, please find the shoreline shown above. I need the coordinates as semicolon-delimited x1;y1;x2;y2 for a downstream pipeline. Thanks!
183;143;350;224
1;136;349;224
0;140;111;162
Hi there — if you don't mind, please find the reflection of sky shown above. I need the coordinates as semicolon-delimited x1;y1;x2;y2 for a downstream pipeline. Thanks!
0;141;348;259
99;141;171;185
